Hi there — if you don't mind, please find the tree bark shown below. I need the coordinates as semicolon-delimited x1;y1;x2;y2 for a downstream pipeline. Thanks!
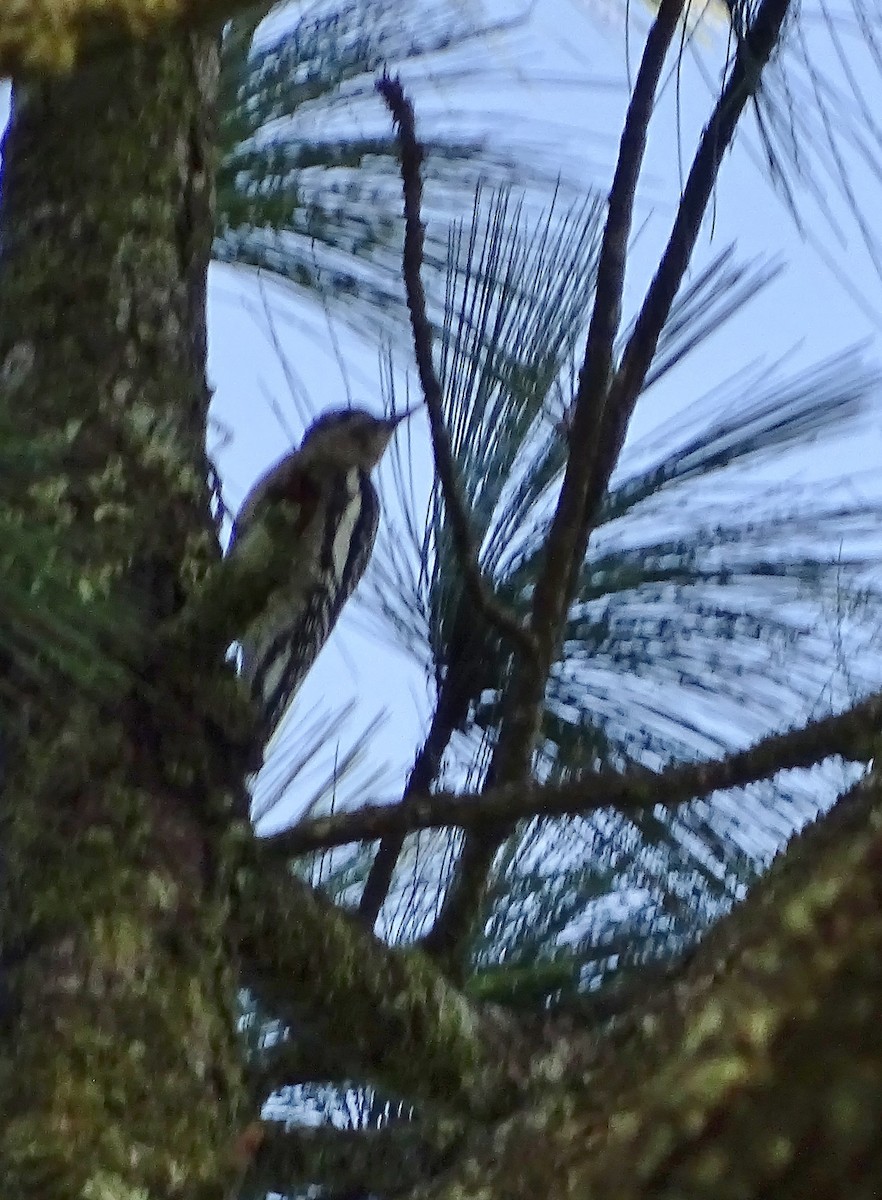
392;771;882;1199
0;34;250;1198
0;0;240;76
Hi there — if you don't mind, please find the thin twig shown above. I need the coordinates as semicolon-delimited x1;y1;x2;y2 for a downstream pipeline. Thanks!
376;72;536;660
263;688;882;857
357;655;476;926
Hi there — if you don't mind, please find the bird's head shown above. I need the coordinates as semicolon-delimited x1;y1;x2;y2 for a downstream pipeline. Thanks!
299;405;419;470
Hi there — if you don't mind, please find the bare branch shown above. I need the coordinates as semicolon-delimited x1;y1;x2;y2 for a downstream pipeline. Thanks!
234;842;530;1118
529;0;687;657
595;0;797;491
246;1029;361;1097
377;72;536;661
264;690;882;857
358;670;473;927
421;0;688;969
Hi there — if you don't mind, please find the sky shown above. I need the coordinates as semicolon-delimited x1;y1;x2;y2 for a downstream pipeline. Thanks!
2;0;882;845
206;0;882;831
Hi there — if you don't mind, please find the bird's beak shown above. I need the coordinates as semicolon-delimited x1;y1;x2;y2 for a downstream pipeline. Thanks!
390;402;422;427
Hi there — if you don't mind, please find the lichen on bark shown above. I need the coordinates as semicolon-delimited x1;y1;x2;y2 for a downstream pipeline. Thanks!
0;33;249;1198
396;774;882;1200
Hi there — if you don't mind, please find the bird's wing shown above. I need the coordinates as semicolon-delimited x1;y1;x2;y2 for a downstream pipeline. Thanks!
230;453;319;543
235;468;380;745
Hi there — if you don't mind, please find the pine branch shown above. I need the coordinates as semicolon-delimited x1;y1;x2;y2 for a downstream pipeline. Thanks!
264;688;882;857
593;0;797;496
377;72;536;661
421;0;688;971
374;770;882;1198
360;74;539;936
357;667;473;928
528;0;688;662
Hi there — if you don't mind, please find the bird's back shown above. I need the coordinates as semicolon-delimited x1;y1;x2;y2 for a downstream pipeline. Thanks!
231;458;380;743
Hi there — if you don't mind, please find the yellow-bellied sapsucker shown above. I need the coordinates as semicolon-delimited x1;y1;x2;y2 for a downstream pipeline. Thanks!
228;406;414;743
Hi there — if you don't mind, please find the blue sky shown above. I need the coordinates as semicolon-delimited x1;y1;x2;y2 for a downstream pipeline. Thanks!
205;0;882;828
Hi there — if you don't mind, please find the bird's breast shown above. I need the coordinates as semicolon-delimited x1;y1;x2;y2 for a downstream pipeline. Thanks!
324;467;366;592
235;462;380;744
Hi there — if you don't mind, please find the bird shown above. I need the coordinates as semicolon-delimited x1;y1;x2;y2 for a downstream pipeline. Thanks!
227;405;417;746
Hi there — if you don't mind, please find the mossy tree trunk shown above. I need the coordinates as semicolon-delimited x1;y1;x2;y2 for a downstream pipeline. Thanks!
0;35;250;1198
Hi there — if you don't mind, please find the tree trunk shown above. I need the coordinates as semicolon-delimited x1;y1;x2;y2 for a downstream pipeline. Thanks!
0;35;249;1198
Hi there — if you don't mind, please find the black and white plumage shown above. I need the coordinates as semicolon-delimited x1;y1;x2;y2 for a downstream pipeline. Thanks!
228;407;413;743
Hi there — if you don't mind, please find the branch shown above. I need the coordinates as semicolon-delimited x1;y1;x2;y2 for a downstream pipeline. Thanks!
364;73;542;942
585;0;797;506
419;0;794;969
528;0;687;656
233;841;530;1118
376;73;536;662
393;770;882;1199
418;0;688;968
358;663;473;927
263;689;882;856
244;1118;465;1198
246;1028;362;1098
